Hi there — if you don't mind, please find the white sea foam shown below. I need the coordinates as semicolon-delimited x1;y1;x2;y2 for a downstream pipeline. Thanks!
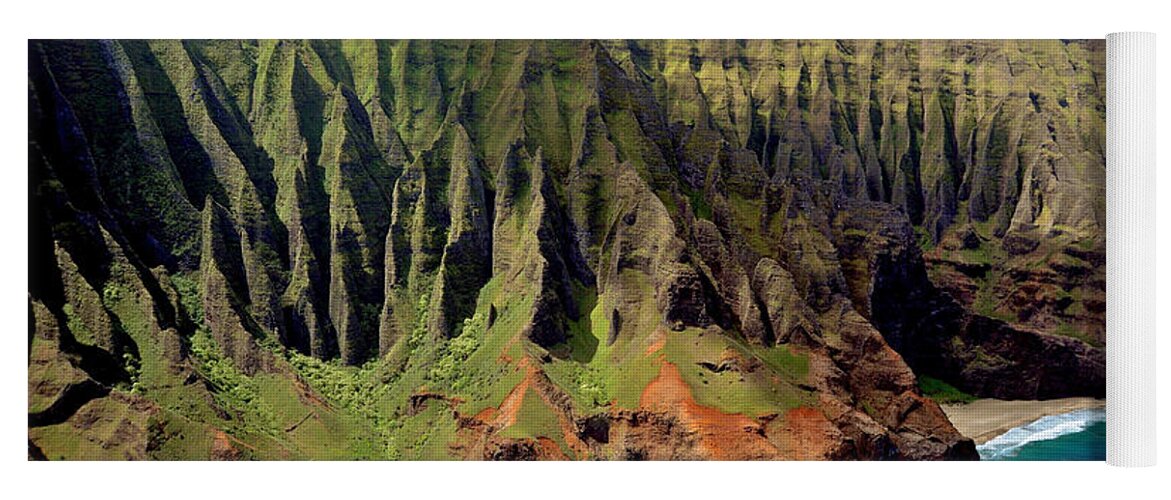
977;407;1106;460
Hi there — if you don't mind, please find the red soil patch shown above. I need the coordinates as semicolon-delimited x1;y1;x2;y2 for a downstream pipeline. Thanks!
643;327;668;356
492;362;539;428
210;430;244;460
516;356;532;370
536;437;569;460
497;331;525;364
473;407;498;423
555;408;589;460
210;430;233;459
644;337;666;356
459;355;590;459
773;406;842;460
639;361;690;408
639;361;777;460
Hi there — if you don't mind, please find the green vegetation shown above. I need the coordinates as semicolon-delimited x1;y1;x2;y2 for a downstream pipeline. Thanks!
1054;322;1102;348
170;273;203;323
917;375;977;404
538;288;615;409
662;328;811;416
686;188;713;220
499;391;562;442
188;329;280;436
60;303;94;346
914;226;935;252
959;244;997;267
972;284;1015;322
727;193;778;256
544;291;614;410
428;312;486;391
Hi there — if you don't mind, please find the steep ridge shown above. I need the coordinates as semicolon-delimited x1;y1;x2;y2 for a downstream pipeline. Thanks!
29;39;1104;460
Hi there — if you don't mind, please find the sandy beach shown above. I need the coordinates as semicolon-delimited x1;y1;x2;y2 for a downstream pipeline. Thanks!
941;398;1105;445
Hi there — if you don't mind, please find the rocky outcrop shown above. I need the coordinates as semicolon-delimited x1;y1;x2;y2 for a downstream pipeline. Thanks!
199;199;266;374
832;197;1104;399
938;315;1105;399
427;124;492;339
492;147;586;348
322;84;393;364
751;258;820;347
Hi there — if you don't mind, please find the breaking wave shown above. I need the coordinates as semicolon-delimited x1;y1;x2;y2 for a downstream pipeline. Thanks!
977;407;1106;460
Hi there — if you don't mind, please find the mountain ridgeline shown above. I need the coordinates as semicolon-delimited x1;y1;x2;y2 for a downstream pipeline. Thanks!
28;39;1105;460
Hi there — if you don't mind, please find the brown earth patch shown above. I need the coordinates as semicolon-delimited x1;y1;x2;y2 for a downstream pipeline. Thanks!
293;376;330;409
555;412;589;460
497;331;526;364
407;391;462;416
639;361;778;460
210;430;242;460
536;437;569;460
472;407;498;423
492;361;539;428
454;355;590;460
644;338;666;356
644;329;667;356
771;406;844;460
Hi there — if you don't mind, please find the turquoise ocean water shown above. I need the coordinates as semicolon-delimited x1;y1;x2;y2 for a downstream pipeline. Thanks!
977;407;1106;461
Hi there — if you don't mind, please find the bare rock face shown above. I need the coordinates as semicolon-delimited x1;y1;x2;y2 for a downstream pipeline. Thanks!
428;124;492;339
690;220;757;337
831;196;1104;400
199;200;264;374
937;315;1105;400
751;258;820;348
491;147;586;348
322;85;393;365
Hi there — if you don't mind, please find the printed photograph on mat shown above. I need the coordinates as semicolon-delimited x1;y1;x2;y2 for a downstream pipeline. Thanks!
27;40;1105;461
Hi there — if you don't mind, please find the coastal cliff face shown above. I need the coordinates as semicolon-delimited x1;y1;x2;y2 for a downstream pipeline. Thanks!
28;39;1103;460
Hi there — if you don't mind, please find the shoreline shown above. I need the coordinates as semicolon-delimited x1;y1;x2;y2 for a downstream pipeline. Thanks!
941;397;1105;445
